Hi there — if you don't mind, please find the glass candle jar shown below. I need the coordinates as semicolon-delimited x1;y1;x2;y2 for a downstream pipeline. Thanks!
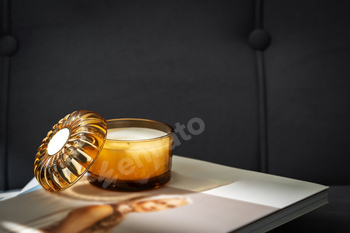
87;118;174;191
34;110;174;192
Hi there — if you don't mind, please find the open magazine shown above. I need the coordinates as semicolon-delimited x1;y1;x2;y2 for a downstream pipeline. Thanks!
0;181;278;233
0;156;328;233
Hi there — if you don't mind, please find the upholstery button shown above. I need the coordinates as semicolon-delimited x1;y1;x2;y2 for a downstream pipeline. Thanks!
249;29;270;51
0;35;18;56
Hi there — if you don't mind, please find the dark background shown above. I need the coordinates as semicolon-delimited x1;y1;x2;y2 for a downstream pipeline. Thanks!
1;0;350;232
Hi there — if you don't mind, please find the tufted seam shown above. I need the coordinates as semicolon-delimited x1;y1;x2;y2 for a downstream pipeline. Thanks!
251;0;269;173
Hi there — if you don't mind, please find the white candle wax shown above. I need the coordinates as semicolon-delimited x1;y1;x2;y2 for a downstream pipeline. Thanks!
106;127;167;141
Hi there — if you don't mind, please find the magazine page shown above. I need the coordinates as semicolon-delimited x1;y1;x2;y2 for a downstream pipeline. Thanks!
0;156;328;233
0;182;278;233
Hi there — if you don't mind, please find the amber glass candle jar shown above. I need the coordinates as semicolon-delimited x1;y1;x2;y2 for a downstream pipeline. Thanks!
87;118;174;191
34;110;173;192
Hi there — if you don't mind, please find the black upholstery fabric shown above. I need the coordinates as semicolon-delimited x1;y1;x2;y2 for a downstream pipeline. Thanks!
264;0;350;185
3;0;259;189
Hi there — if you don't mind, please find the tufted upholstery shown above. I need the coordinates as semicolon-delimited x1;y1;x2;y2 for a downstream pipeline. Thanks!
1;0;349;231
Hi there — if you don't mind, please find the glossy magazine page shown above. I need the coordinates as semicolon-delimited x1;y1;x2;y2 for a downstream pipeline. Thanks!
0;179;278;233
0;156;328;233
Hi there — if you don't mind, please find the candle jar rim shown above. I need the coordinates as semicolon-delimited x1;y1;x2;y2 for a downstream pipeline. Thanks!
106;118;174;142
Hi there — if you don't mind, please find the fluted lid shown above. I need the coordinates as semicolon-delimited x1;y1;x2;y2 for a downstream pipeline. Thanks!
34;110;107;191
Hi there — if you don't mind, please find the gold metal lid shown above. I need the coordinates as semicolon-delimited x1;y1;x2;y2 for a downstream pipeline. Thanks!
34;110;107;191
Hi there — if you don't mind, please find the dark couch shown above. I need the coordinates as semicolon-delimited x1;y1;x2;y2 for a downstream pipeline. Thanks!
1;0;349;232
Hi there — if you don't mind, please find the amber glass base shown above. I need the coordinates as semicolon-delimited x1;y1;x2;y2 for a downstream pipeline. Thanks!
87;171;171;191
